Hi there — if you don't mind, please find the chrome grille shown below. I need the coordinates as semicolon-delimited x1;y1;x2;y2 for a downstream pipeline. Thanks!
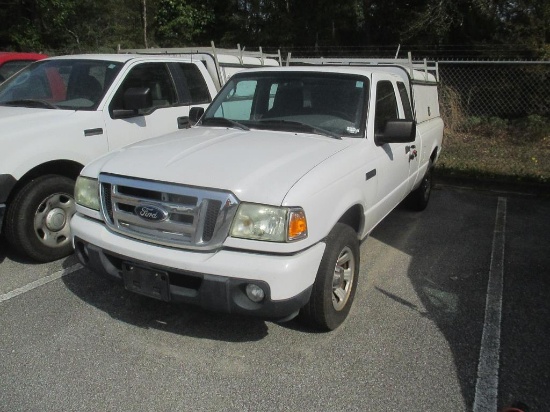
99;174;239;250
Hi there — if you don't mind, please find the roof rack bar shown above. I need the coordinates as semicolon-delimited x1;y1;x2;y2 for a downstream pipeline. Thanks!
284;52;439;82
117;43;281;61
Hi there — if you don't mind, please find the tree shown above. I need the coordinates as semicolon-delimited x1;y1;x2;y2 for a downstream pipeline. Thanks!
154;0;214;47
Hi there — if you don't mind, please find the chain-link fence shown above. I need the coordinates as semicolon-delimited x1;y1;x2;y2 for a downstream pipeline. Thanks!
281;50;550;120
438;61;550;119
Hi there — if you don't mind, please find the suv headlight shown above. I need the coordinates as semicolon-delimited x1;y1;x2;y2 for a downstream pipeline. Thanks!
230;203;307;242
75;176;99;211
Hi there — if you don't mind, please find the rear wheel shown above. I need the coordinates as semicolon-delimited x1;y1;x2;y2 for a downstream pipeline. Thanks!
300;223;360;331
406;161;434;211
5;175;76;262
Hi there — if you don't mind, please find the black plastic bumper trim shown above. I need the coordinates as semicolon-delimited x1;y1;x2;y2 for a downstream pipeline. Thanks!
0;174;17;204
74;237;312;320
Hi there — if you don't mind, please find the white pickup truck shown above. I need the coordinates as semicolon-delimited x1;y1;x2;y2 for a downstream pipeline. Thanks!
70;60;444;330
0;47;278;262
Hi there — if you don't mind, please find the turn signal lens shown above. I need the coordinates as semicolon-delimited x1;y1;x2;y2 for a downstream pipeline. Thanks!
288;209;307;241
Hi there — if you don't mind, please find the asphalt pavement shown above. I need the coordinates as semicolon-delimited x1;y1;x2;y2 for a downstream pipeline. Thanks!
0;184;548;411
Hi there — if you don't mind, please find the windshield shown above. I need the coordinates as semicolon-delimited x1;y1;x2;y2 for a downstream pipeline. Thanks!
0;59;123;110
202;72;369;138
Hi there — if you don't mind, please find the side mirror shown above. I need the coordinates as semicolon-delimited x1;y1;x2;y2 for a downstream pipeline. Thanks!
375;120;416;146
111;87;152;119
189;107;205;125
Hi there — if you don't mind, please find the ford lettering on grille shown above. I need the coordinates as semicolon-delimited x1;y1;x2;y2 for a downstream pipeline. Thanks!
135;204;168;222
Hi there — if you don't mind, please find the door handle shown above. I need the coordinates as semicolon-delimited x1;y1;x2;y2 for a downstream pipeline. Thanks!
408;145;418;160
405;144;416;153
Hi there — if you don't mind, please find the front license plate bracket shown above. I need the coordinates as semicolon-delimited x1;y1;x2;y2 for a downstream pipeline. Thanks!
122;263;170;301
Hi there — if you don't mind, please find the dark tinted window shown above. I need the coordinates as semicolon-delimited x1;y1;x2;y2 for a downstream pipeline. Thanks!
110;63;176;114
374;81;399;133
397;82;413;120
178;63;211;104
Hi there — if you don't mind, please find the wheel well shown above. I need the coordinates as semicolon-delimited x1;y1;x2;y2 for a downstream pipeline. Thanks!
337;205;363;236
430;147;439;164
9;160;83;203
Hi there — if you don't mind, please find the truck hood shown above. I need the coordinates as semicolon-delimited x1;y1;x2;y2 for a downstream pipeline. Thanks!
96;127;354;205
0;106;76;138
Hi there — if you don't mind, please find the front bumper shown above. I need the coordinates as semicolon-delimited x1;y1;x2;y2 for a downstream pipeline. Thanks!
71;214;325;320
0;174;18;235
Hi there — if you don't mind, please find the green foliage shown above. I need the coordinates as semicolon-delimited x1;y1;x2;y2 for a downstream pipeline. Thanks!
464;116;509;130
8;23;43;52
439;114;550;185
0;0;547;57
154;0;214;46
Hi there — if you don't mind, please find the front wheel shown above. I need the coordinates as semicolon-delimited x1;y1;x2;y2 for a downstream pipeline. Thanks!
5;175;76;262
299;223;360;331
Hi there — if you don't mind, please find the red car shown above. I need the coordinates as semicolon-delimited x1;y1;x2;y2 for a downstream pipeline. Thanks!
0;52;48;82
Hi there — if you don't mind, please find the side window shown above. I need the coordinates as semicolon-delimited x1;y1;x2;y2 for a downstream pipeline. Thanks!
178;63;211;104
374;81;399;134
397;82;413;120
213;80;257;120
110;63;176;114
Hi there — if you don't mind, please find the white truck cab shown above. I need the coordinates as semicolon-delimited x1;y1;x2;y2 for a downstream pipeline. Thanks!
71;60;443;330
0;46;278;262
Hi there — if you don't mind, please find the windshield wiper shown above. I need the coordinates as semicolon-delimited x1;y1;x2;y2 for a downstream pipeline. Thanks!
256;119;340;139
2;99;59;109
200;117;249;131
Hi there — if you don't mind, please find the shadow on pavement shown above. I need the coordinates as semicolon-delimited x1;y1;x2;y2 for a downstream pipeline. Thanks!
369;186;549;411
62;265;270;342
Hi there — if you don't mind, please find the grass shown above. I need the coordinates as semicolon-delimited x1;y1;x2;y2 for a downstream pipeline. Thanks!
435;85;549;193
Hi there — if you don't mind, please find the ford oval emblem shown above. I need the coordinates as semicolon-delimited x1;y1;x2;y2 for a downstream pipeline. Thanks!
135;204;168;222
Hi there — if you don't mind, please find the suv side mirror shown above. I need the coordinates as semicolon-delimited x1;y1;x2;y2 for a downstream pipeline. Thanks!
112;87;152;119
189;107;205;125
374;120;416;146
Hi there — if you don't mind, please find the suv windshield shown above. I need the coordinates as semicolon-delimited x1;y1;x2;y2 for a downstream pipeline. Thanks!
0;59;123;110
202;72;369;138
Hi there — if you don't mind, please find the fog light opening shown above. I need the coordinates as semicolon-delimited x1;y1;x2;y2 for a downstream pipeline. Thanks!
245;284;265;303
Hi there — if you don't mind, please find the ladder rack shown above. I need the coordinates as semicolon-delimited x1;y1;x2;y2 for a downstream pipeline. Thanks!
118;41;282;67
286;52;439;82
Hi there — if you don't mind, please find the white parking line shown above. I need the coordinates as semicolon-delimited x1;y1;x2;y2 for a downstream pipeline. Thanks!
473;196;507;412
0;263;82;303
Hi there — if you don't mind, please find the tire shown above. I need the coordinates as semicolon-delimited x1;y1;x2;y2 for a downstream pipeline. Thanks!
300;223;360;331
5;175;76;262
405;161;434;211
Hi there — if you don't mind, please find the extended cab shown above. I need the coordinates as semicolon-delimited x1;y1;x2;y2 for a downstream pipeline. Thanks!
71;61;443;330
0;48;278;261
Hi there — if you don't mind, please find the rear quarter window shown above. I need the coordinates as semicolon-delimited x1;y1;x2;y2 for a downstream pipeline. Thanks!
397;82;413;120
178;63;211;104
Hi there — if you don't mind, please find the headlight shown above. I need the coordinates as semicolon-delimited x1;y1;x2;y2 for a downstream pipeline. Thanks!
75;176;99;211
230;203;307;242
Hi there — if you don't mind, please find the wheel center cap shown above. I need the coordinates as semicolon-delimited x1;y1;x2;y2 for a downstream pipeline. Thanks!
46;208;66;231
